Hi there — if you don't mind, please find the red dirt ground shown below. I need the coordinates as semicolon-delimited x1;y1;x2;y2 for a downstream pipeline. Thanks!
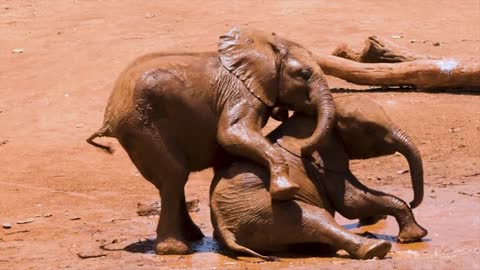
1;1;479;269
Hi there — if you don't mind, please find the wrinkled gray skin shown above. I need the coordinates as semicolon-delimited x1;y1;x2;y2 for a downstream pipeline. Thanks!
87;27;335;254
210;96;428;261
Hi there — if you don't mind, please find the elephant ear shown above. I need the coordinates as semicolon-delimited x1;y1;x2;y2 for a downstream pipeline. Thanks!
218;27;287;107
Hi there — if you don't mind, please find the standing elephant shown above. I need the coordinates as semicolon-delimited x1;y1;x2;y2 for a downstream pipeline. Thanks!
210;96;427;260
87;27;336;254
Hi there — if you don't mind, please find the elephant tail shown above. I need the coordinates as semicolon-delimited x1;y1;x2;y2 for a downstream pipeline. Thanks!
86;124;115;154
215;227;277;261
392;126;424;209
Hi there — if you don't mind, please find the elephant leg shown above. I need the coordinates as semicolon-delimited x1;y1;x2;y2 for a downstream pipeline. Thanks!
358;214;388;226
179;194;205;241
218;201;390;260
118;126;204;254
155;177;204;254
270;201;392;259
337;174;427;243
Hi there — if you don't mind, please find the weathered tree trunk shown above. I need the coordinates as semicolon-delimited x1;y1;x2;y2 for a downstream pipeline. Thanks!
317;36;480;91
331;36;433;63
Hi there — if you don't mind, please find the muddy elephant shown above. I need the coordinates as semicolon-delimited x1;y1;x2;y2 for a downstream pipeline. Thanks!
210;96;427;260
87;27;336;254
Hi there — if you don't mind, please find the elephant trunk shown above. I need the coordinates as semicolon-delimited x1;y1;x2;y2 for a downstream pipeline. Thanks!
301;76;336;156
392;127;424;208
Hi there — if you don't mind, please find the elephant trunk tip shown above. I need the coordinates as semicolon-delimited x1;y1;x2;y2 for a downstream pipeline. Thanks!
410;198;422;209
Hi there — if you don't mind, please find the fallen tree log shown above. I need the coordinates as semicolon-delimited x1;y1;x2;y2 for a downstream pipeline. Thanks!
331;36;432;63
317;55;480;90
317;36;480;90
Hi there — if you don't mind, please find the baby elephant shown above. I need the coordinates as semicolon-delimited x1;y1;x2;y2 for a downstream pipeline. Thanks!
88;27;336;254
210;96;427;260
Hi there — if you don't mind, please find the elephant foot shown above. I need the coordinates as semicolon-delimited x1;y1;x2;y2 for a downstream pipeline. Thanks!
351;239;391;260
359;215;387;226
185;222;205;242
155;237;191;255
397;222;428;243
270;176;299;200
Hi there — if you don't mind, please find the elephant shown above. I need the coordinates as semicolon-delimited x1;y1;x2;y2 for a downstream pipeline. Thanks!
86;27;336;254
210;95;428;261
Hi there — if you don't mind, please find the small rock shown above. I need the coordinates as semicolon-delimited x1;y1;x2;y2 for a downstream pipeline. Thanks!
76;250;107;259
397;169;409;175
391;34;403;39
137;199;200;216
137;201;161;216
2;223;12;229
405;250;420;256
64;93;69;97
433;42;440;47
409;39;416;43
70;217;81;220
43;213;52;218
75;124;83;128
11;48;24;53
144;13;155;18
16;218;34;224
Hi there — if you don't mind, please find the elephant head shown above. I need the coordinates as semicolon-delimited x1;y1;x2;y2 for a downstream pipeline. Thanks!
218;27;335;155
334;96;424;208
269;96;424;209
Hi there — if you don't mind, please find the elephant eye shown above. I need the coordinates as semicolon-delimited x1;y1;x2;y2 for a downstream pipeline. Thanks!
298;68;312;81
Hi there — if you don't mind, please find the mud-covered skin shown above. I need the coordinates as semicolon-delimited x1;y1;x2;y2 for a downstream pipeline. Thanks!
210;96;427;260
334;96;424;208
87;27;336;254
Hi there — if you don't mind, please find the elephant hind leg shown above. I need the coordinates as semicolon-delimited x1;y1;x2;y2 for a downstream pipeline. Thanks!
359;215;387;226
117;122;203;254
280;202;392;259
227;200;391;259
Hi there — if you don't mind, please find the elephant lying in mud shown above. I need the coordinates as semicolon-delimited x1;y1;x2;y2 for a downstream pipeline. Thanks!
210;96;428;260
87;27;336;254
